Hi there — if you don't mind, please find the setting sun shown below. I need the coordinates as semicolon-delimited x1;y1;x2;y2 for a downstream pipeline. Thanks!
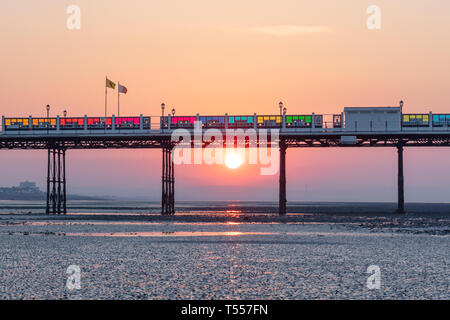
224;152;243;169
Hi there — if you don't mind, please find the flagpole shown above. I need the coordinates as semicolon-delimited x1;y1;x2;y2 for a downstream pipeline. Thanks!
118;82;120;117
105;76;107;118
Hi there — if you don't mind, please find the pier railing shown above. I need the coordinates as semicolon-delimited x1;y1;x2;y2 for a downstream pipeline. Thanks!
2;113;450;135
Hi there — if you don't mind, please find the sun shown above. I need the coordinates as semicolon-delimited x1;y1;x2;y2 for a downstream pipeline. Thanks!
224;152;243;169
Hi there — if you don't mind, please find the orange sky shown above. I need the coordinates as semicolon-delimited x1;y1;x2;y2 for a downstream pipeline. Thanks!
1;1;450;201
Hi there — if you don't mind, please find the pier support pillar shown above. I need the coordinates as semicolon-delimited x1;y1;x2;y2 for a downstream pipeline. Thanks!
62;149;67;214
396;143;405;214
279;140;287;215
46;145;66;215
161;145;175;215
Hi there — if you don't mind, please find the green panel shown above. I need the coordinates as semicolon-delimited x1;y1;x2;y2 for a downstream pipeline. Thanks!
305;116;311;122
299;116;304;120
286;116;292;123
293;116;298;120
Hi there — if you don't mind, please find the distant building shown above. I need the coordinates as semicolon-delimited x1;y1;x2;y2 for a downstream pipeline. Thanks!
19;181;38;189
0;181;107;200
0;181;45;200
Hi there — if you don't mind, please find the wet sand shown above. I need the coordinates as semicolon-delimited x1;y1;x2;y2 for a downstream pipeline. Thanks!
0;204;449;299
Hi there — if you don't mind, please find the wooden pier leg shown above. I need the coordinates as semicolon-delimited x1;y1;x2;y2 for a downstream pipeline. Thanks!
169;147;175;214
161;147;166;215
57;148;61;214
396;143;405;213
46;148;51;215
62;148;67;215
166;147;169;215
52;149;57;214
167;148;171;215
161;146;174;215
279;140;287;215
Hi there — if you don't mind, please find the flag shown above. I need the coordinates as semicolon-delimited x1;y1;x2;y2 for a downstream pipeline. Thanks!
118;84;128;94
106;78;116;89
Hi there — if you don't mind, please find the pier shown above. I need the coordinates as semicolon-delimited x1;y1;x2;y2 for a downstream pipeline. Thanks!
2;104;450;215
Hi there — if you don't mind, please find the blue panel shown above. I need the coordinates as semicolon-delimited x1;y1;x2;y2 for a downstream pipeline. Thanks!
248;117;253;123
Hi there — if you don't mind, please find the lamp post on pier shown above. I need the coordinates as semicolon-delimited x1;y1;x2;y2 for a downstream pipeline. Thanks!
46;104;50;133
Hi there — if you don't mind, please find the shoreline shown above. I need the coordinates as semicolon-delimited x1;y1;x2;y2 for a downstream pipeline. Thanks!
2;201;450;213
1;210;449;236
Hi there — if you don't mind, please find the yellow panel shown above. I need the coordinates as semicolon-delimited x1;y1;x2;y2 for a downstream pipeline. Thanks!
33;119;38;125
257;117;263;123
5;119;11;126
276;117;281;123
423;115;429;121
270;116;276;120
16;119;22;123
264;116;269;120
403;115;409;121
417;115;422;119
51;119;56;125
410;115;416;119
23;119;29;125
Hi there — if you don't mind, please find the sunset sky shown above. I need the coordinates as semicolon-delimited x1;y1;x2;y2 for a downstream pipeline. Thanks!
1;1;450;201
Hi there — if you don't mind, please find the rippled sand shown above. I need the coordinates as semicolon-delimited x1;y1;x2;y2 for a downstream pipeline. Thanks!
0;211;449;299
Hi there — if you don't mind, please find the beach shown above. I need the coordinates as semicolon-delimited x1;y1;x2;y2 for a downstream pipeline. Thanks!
0;201;449;299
